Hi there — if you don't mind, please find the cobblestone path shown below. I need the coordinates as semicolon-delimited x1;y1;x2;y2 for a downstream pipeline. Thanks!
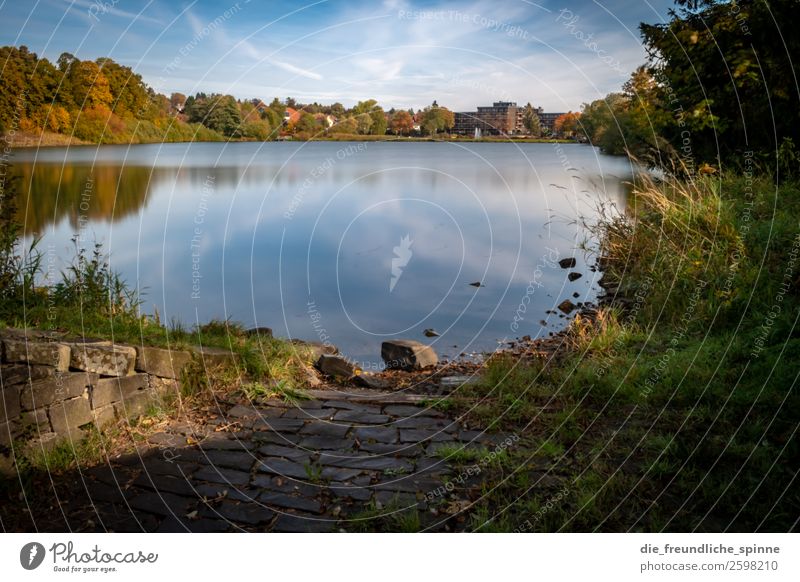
32;388;500;532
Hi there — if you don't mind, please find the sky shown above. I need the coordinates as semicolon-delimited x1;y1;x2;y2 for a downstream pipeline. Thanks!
0;0;678;112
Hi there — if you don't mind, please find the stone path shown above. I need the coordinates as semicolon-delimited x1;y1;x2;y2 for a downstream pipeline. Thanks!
40;388;500;532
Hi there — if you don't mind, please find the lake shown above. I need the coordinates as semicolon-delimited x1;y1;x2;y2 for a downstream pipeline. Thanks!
10;141;633;366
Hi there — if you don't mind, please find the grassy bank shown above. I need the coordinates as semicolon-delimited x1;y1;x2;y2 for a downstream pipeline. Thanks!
442;172;799;531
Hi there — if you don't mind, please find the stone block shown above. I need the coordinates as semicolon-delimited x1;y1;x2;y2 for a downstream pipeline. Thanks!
2;339;70;371
48;396;92;438
24;431;61;454
20;371;96;410
0;419;22;447
1;386;21;423
69;343;136;377
381;340;438;370
135;346;192;379
91;374;148;408
0;364;54;387
114;390;155;419
316;354;356;378
91;404;117;427
20;408;51;432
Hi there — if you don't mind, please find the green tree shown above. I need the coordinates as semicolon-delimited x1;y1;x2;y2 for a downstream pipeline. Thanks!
522;103;541;137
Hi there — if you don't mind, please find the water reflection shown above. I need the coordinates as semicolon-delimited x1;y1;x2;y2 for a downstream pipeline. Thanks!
11;142;632;363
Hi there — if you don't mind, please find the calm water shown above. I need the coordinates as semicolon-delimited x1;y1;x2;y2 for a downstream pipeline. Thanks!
11;141;632;365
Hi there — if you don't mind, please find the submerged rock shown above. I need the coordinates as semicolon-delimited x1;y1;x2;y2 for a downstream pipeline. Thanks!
557;299;577;314
559;258;577;269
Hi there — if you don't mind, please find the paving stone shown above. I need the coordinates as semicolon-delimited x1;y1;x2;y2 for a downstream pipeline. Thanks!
299;436;355;450
320;466;363;481
251;474;321;497
197;434;255;451
147;432;185;448
3;339;71;371
132;473;196;496
251;417;305;432
156;516;230;532
333;410;390;424
299;421;350;438
257;444;310;461
323;400;383;413
70;343;136;377
329;482;373;502
322;455;413;472
251;431;301;446
354;426;398;444
193;466;251;486
394;416;454;430
135;346;192;379
415;456;452;476
138;458;198;478
255;458;311;480
283;408;337;420
271;513;336;533
200;499;274;525
399;429;452;444
195;483;261;502
383;405;444;417
259;492;323;514
199;450;256;470
128;491;193;517
358;442;423;457
85;465;132;486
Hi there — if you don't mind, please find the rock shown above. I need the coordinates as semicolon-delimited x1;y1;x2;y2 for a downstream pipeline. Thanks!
439;375;479;389
91;374;149;408
558;257;577;269
20;372;96;410
352;373;390;390
20;408;50;432
301;363;322;387
1;386;21;423
573;292;580;298
423;329;440;337
567;272;582;281
24;431;61;454
3;339;71;371
245;327;273;338
69;343;136;377
91;404;117;428
135;346;192;379
115;390;154;419
49;395;92;438
0;364;54;387
381;340;438;370
316;354;356;378
557;299;577;314
0;419;22;447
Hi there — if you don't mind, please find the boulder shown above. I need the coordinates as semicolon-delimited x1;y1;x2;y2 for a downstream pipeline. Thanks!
558;257;577;269
316;354;356;378
381;340;438;370
69;343;136;377
135;346;192;379
3;339;70;371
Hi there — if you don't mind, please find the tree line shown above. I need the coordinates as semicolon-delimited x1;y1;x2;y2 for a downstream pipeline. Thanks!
576;0;800;175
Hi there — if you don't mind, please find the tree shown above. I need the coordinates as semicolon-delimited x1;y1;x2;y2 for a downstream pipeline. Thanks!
70;61;113;110
421;103;454;136
170;92;186;112
522;103;542;137
330;116;357;134
295;112;319;134
369;109;387;135
355;113;373;134
390;110;414;135
554;111;580;138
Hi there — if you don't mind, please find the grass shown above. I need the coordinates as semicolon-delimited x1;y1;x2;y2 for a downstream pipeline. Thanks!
450;172;800;532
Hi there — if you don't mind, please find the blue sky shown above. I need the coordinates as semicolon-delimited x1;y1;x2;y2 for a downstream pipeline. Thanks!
1;0;677;111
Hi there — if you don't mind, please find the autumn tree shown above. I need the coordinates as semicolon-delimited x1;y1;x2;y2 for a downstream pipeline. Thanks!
390;110;414;135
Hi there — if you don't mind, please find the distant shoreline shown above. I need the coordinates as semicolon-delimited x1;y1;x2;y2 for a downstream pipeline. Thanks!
3;130;576;149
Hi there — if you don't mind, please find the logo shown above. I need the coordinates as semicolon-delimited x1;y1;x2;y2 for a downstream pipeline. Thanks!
389;234;413;292
20;542;46;570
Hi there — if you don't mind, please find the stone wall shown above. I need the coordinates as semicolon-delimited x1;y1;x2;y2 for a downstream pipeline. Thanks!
0;329;233;461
